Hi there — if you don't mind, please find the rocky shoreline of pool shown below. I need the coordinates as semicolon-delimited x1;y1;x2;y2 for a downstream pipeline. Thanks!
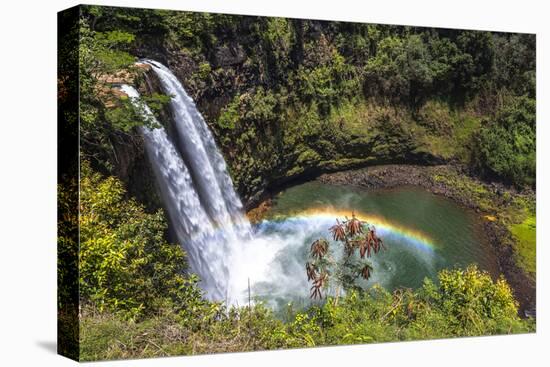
317;164;536;318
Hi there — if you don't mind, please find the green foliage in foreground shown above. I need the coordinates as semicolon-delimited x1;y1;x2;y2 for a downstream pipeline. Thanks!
80;266;534;361
78;163;210;320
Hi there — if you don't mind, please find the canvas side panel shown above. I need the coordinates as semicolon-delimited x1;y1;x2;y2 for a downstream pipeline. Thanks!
57;5;80;361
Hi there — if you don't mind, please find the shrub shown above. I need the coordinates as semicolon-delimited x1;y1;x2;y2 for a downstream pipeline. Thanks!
473;96;536;187
79;263;534;360
291;265;531;346
418;265;527;336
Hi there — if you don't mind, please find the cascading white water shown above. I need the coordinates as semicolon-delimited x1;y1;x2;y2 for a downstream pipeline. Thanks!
120;66;328;307
120;83;250;301
144;59;251;240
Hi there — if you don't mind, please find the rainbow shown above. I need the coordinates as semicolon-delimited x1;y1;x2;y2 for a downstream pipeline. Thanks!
268;207;437;253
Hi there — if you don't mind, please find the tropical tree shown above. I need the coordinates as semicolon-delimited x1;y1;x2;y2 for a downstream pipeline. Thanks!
306;213;387;299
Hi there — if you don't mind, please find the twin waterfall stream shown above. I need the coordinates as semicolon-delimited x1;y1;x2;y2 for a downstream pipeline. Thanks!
122;60;253;304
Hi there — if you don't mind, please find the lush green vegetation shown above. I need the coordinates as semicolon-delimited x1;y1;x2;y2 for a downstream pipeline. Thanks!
78;5;535;196
80;264;533;361
58;5;537;360
78;163;211;320
473;96;536;187
510;215;536;275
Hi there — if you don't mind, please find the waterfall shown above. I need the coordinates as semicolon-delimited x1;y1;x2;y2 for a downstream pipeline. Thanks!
120;78;251;302
144;59;251;239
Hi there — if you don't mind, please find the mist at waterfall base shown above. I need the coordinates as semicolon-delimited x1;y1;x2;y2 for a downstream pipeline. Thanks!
121;60;497;310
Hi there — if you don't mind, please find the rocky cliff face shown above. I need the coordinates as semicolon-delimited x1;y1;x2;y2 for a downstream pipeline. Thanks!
118;47;446;208
106;18;459;211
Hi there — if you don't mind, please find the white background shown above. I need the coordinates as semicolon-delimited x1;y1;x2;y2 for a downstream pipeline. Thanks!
0;0;547;366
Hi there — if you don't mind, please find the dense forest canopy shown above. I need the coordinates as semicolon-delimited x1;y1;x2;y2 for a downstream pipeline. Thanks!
70;5;535;192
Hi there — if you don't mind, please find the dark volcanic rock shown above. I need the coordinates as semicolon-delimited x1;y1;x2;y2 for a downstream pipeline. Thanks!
213;44;246;67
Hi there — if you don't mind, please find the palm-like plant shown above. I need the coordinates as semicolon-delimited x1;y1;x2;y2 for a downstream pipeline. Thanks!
306;213;387;300
345;212;363;236
329;219;346;241
310;271;329;299
368;227;384;254
306;262;317;281
356;237;374;259
344;239;356;257
310;238;329;259
360;264;373;280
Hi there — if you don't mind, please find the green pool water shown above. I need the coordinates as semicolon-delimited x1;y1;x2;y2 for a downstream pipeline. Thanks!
250;181;499;305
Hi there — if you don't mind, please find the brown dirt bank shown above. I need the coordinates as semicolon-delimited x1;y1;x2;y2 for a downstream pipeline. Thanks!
310;164;536;318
